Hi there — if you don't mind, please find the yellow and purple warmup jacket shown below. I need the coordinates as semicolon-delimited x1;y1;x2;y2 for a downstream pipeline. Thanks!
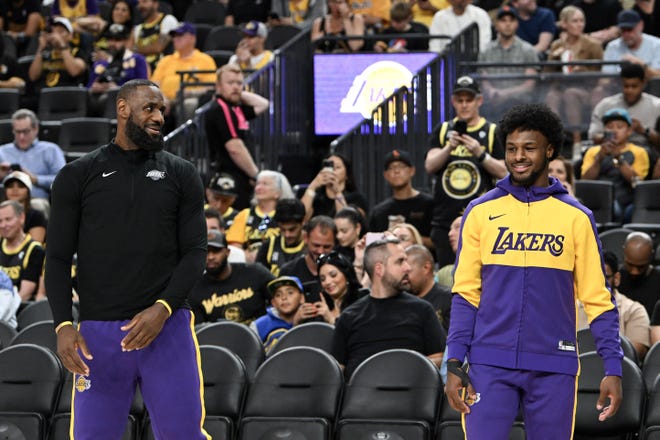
447;176;623;377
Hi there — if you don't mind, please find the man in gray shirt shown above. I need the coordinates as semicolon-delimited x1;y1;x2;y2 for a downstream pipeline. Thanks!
477;6;538;116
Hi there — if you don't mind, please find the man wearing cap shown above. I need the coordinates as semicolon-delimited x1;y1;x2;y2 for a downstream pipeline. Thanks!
3;170;47;244
368;149;433;245
0;200;45;301
589;63;660;150
429;0;491;53
477;6;538;112
151;21;217;126
425;76;506;266
256;198;306;276
88;24;149;117
229;21;274;72
204;63;270;210
582;107;651;223
133;0;179;73
206;172;240;229
28;16;88;92
190;230;275;324
0;109;66;200
603;9;660;77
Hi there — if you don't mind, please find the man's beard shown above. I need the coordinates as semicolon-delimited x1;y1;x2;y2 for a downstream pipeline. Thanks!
382;272;408;294
206;257;228;277
509;155;549;187
125;115;163;152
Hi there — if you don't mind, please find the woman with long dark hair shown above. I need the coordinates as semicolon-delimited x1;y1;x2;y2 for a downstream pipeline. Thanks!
314;250;362;324
301;153;367;221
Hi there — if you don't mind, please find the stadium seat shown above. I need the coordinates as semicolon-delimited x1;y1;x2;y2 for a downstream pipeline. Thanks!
0;344;64;440
0;119;12;144
0;89;20;120
10;320;57;354
237;346;343;440
38;87;88;121
624;180;660;235
184;1;226;26
336;349;441;440
265;25;302;50
574;180;618;230
204;26;243;52
643;341;660;393
195;320;265;380
644;376;660;440
573;352;645;439
204;49;234;68
576;328;639;365
58;117;112;161
598;227;634;264
193;23;213;51
268;321;335;356
16;300;53;331
0;321;17;350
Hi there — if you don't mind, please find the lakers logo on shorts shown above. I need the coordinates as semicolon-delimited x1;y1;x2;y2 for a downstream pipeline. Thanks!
75;375;91;392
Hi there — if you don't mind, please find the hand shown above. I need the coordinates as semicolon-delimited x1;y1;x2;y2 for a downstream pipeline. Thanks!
293;302;319;324
38;32;49;50
309;168;336;191
57;325;93;375
454;133;481;156
631;118;644;135
444;359;478;414
236;40;250;62
314;295;333;323
597;375;622;421
92;49;110;63
120;303;169;351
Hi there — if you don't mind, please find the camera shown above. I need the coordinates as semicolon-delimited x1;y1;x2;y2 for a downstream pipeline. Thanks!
603;131;615;142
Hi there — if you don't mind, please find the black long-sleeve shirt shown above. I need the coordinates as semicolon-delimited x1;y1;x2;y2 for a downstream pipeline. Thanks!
45;142;207;326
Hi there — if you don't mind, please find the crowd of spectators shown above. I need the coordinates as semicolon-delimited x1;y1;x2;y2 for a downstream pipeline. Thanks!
2;0;660;406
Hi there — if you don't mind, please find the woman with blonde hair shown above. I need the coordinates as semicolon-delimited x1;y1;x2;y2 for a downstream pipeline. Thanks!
389;222;423;249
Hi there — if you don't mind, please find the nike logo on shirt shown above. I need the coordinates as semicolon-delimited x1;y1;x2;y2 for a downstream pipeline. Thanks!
102;171;117;178
489;214;506;221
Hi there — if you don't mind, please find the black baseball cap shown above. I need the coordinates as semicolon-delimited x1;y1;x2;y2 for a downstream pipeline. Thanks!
496;5;517;20
452;75;480;96
208;173;237;196
383;149;413;170
207;230;228;249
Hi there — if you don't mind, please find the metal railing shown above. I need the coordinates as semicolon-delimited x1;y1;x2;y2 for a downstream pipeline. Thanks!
329;24;480;208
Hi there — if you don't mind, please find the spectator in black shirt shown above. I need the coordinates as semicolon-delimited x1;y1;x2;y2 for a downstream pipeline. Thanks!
204;64;270;210
0;0;41;57
331;237;445;378
618;231;660;317
369;149;433;246
190;230;274;324
0;34;24;90
373;1;428;52
3;171;47;244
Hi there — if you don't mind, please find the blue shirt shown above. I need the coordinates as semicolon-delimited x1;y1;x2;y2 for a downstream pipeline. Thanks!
603;33;660;73
515;6;556;46
0;140;66;198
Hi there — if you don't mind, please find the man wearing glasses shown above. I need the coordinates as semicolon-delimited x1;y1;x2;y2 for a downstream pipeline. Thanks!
0;109;66;200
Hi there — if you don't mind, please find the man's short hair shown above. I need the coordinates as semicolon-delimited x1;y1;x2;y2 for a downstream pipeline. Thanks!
364;237;401;279
624;231;654;249
216;64;243;83
274;198;305;224
0;200;24;217
304;215;336;235
204;208;225;228
11;109;38;128
117;79;158;102
498;103;563;161
621;63;646;81
390;2;412;21
405;244;434;268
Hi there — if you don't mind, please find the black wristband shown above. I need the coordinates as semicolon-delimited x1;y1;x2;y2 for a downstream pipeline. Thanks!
477;151;487;163
447;359;471;387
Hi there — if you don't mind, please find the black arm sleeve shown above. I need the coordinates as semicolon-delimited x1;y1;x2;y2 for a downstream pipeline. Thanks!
23;244;45;283
160;162;208;310
45;165;80;327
